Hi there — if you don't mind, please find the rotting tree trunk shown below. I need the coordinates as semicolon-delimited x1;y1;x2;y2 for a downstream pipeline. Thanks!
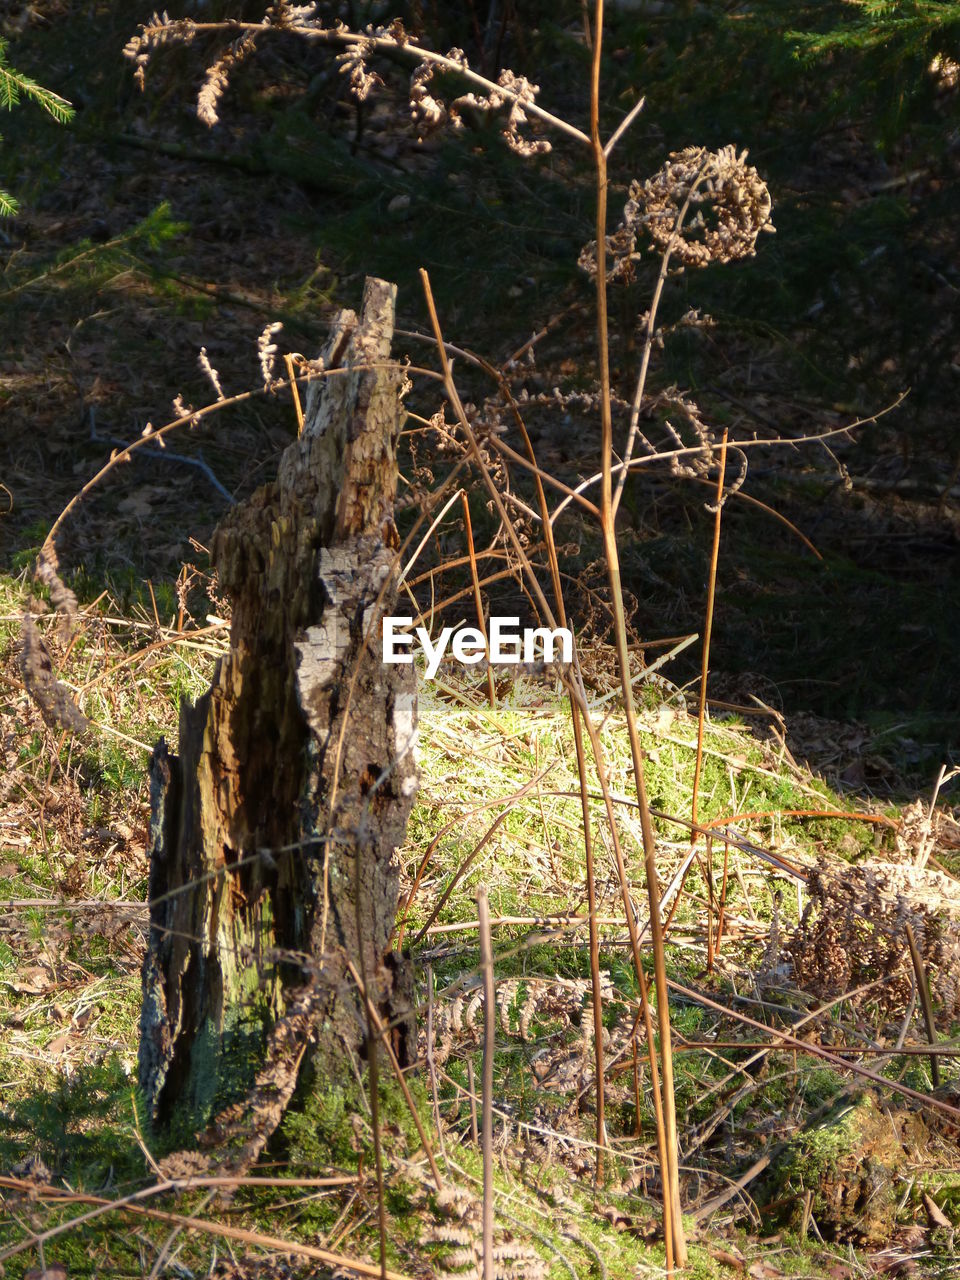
139;278;417;1164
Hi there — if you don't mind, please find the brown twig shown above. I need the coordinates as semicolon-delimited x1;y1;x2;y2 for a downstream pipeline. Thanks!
284;352;305;434
666;977;960;1122
466;1057;479;1145
420;264;673;1234
692;430;728;830
676;1040;960;1057
410;777;552;947
354;857;387;1280
394;771;550;949
668;431;728;954
426;965;447;1160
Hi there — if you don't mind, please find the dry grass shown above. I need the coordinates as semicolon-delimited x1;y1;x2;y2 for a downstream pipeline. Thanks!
2;563;960;1276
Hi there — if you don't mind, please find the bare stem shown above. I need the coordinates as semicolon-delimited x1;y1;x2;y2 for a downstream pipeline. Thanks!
478;886;496;1280
590;0;685;1266
904;922;941;1088
509;399;608;1181
461;491;496;707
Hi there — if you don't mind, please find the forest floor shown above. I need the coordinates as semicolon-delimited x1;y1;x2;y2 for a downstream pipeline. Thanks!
2;2;960;1277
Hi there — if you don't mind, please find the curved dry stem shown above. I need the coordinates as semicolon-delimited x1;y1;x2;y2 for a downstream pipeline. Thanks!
132;17;591;148
38;361;442;579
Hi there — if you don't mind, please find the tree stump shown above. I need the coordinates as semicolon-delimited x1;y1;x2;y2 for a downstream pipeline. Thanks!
139;278;417;1162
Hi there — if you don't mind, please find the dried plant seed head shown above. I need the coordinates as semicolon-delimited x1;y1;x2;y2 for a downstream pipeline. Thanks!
496;69;550;157
197;33;259;128
632;144;774;269
408;54;548;154
172;393;200;427
198;347;225;401
276;3;319;27
336;39;383;102
409;63;451;138
578;219;641;282
124;11;197;90
258;321;283;389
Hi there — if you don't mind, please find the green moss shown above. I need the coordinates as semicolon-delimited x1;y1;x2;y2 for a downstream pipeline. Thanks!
767;1092;906;1244
282;1054;435;1208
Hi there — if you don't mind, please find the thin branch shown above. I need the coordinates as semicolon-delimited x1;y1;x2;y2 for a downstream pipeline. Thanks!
667;977;960;1123
345;959;443;1190
554;390;910;524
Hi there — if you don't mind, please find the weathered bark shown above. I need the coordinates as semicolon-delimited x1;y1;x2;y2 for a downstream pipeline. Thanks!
139;279;417;1155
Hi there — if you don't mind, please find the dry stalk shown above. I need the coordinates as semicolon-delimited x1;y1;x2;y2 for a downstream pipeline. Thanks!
904;921;941;1087
664;431;729;951
509;386;609;1180
461;491;496;707
420;263;683;1243
466;1057;479;1145
666;976;960;1123
478;886;495;1280
612;163;705;518
346;959;443;1189
548;393;911;528
588;0;684;1264
394;771;549;948
426;965;447;1162
692;430;728;829
283;351;305;434
421;267;676;1223
573;691;675;1257
410;780;552;946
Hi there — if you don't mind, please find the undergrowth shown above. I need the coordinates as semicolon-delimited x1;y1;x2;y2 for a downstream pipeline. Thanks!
4;564;956;1276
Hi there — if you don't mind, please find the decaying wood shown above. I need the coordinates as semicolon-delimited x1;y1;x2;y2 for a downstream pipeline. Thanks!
139;278;417;1154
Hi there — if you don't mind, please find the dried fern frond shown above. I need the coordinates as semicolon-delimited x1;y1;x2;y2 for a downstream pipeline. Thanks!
429;975;612;1067
633;144;775;269
581;143;774;281
426;1182;547;1280
336;38;383;103
123;10;198;90
790;856;960;1028
198;31;259;128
